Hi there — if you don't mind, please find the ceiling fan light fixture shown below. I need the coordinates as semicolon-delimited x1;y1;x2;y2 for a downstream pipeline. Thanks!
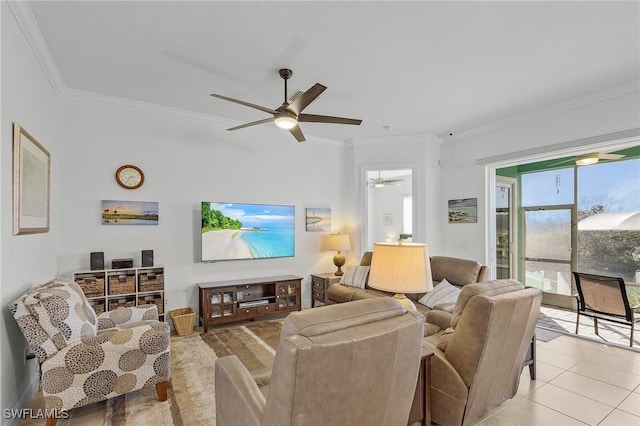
274;115;298;130
575;154;599;166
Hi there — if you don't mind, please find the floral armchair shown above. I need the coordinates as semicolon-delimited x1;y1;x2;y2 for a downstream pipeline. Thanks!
10;278;170;426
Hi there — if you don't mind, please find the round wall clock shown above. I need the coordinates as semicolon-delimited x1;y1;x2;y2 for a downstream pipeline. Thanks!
115;164;145;189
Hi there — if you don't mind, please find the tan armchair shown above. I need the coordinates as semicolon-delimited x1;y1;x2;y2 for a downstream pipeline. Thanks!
10;278;170;425
422;280;542;426
215;298;425;426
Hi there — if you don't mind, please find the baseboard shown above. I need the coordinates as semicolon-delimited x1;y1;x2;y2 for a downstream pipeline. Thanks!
2;375;39;426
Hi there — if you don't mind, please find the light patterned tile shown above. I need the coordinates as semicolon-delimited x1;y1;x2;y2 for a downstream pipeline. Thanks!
536;346;583;370
570;359;640;390
527;383;613;425
535;360;567;383
584;350;640;376
598;409;640;426
549;371;631;407
617;391;640;416
476;394;585;426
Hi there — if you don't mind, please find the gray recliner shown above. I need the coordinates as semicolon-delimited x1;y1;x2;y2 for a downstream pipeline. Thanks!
215;297;425;426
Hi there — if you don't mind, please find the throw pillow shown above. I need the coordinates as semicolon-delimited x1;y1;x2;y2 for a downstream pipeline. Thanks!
418;279;461;309
339;265;370;289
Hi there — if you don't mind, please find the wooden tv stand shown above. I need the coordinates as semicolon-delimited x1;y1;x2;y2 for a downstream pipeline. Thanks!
197;275;302;333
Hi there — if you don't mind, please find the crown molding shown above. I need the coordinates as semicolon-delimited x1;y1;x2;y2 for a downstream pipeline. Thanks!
444;79;640;143
8;1;344;147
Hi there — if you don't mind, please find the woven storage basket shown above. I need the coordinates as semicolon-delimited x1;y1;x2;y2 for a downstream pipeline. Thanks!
139;273;164;292
109;275;135;295
77;278;105;297
170;308;195;336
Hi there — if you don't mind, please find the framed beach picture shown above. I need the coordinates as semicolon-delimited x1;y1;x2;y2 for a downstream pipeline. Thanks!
305;208;331;232
13;123;50;235
383;213;393;226
102;200;159;225
448;198;478;223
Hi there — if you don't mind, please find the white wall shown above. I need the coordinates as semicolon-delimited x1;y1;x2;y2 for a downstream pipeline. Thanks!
1;2;64;417
440;92;640;266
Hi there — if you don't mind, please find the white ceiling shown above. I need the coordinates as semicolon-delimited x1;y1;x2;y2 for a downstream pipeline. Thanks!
24;1;640;143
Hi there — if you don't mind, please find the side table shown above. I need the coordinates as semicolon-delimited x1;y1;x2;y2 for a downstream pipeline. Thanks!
310;273;341;307
408;347;434;426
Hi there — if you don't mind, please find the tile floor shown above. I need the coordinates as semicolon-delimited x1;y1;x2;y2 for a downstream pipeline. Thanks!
473;306;640;425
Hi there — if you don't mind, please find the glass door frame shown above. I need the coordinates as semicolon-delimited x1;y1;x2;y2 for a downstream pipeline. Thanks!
521;203;577;308
496;177;517;279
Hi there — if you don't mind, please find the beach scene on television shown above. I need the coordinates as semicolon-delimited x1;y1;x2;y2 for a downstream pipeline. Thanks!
201;202;295;261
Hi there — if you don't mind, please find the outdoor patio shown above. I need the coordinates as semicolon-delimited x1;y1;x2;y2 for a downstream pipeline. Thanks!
537;304;640;351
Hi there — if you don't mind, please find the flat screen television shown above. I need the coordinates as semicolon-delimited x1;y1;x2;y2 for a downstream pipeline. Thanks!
201;202;295;262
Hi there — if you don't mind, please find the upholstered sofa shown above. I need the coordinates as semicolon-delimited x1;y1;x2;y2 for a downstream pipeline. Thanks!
10;278;170;425
326;252;489;320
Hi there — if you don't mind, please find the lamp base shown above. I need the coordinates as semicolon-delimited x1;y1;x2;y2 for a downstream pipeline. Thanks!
333;251;346;276
393;293;417;312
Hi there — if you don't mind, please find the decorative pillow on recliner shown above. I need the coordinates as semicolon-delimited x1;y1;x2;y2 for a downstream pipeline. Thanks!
339;266;370;289
418;279;461;309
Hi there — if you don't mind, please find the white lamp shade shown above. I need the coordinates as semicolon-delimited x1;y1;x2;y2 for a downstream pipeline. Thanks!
323;233;351;252
368;242;433;294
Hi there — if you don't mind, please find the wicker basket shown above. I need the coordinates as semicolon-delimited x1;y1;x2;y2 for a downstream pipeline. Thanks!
109;275;135;295
76;278;105;298
109;299;135;311
139;295;164;315
170;308;195;336
139;273;164;292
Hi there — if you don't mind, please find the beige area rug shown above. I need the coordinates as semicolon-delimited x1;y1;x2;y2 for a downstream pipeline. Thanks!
21;320;284;426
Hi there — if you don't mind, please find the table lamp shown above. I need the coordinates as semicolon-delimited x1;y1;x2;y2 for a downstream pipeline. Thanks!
324;233;351;276
368;242;433;311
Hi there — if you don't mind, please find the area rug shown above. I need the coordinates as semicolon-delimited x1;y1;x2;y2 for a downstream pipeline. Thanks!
23;319;284;426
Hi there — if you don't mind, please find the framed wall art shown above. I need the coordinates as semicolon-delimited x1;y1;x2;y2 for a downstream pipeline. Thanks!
102;200;159;225
13;122;50;235
383;213;393;226
305;208;331;232
448;198;478;223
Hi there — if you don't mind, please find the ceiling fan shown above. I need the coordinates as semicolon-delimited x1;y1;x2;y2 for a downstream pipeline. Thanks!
210;68;362;142
369;172;404;188
549;150;626;167
574;151;625;166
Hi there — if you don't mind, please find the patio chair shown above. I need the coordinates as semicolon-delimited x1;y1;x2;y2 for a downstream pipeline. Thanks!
573;272;640;347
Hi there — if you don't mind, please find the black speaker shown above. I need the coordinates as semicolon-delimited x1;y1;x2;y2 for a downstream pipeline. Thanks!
142;250;154;267
90;252;104;271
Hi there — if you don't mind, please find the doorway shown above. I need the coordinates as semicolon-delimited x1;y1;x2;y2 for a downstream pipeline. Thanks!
496;177;516;279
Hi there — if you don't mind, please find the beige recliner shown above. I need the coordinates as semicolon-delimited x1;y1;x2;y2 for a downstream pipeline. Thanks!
215;298;425;426
423;280;542;426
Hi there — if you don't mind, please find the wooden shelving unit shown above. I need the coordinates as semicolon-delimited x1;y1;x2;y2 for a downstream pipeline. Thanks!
73;265;165;321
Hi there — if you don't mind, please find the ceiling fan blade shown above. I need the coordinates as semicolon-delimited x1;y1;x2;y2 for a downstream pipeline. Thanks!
298;113;362;126
383;179;404;184
289;125;306;142
227;118;274;131
287;84;327;115
210;93;278;115
599;153;625;160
